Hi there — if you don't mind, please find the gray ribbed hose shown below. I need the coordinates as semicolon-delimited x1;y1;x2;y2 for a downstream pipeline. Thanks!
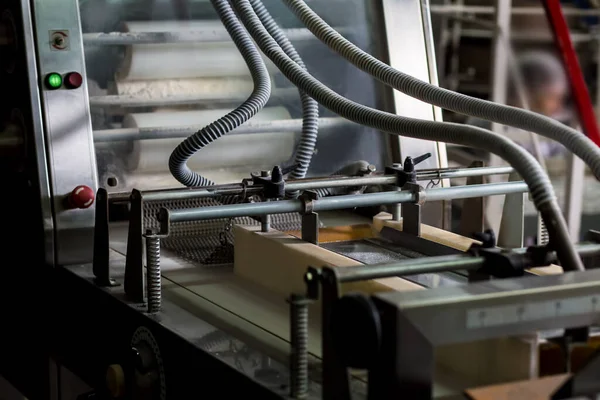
231;0;584;272
168;0;271;187
281;0;600;180
248;0;319;188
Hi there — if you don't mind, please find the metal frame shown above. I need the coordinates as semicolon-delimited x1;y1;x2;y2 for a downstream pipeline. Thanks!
31;0;98;265
15;0;55;265
371;269;600;398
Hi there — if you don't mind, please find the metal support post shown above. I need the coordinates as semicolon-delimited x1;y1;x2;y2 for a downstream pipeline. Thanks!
498;171;525;248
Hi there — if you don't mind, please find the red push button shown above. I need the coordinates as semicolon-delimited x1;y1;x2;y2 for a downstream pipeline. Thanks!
65;72;83;89
68;185;95;209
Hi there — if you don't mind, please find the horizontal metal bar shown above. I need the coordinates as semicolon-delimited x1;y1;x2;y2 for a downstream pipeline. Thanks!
417;166;514;180
334;255;484;283
89;88;298;108
108;166;517;204
93;117;351;142
286;175;395;191
425;181;527;201
164;181;527;224
82;27;347;45
430;4;600;16
337;243;600;283
459;28;593;43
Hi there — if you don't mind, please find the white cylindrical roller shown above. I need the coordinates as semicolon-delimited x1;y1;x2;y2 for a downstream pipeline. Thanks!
122;106;294;174
113;77;254;99
117;20;278;80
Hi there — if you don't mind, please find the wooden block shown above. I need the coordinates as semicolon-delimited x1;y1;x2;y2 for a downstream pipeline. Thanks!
464;374;571;400
286;224;374;243
373;212;563;275
233;225;422;301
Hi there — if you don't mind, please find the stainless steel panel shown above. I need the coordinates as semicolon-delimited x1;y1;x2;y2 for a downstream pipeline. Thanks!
375;269;600;346
381;0;448;227
33;0;98;265
19;0;55;265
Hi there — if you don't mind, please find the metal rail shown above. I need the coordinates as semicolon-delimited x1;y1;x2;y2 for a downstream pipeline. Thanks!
108;166;515;203
430;5;600;16
331;242;600;283
161;181;527;225
93;117;351;142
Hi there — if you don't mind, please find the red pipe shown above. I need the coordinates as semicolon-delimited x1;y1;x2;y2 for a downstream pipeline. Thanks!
542;0;600;147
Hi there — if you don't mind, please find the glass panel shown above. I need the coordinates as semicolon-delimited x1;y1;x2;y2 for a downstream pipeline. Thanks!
79;0;391;192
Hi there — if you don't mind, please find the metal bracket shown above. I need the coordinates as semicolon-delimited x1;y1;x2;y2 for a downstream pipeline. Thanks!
124;189;145;303
401;182;426;237
300;191;319;245
319;267;351;400
498;171;525;248
459;161;485;239
92;188;118;287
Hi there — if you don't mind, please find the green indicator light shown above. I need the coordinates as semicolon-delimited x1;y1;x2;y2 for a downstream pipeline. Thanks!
46;73;62;89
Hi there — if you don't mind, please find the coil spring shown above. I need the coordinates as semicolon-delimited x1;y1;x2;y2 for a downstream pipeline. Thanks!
289;294;309;398
146;234;162;313
539;215;550;245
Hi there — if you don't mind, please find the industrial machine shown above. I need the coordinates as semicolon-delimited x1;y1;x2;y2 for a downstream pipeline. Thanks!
3;0;600;399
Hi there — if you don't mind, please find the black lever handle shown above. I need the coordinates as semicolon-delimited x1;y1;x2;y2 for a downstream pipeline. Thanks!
403;152;432;173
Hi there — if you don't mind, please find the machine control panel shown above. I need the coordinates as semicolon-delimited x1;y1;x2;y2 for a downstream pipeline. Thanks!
34;0;98;265
44;71;83;90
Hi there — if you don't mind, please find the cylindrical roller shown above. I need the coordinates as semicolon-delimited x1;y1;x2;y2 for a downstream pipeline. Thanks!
121;106;294;174
116;20;277;81
112;76;255;99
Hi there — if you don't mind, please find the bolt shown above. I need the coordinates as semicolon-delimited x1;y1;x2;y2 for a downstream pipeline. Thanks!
261;170;270;177
144;230;161;313
261;214;271;232
392;163;402;168
366;164;377;173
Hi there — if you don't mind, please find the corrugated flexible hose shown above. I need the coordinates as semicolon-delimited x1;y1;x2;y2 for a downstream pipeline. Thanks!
231;0;584;272
280;0;600;181
247;0;319;191
168;0;271;188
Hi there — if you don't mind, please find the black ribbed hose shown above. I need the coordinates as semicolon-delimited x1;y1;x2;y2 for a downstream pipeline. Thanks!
248;0;319;194
168;0;271;187
281;0;600;180
230;0;583;272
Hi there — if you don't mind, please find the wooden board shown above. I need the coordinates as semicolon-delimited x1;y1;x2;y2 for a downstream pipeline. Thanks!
373;212;563;275
233;225;422;302
464;374;571;400
286;224;374;243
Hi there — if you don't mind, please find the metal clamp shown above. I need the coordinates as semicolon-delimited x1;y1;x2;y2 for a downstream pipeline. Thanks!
401;182;426;237
300;191;319;245
251;165;285;200
92;188;119;287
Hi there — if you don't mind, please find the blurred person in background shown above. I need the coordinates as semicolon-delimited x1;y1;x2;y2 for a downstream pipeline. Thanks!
460;50;570;160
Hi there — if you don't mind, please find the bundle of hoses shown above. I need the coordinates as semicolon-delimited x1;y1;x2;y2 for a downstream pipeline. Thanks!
168;0;318;192
230;0;586;272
